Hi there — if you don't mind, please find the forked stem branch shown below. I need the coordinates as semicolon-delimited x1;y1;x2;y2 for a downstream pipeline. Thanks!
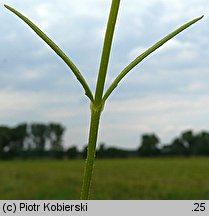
80;0;120;199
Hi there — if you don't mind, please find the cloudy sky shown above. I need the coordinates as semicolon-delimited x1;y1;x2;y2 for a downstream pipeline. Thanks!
0;0;208;150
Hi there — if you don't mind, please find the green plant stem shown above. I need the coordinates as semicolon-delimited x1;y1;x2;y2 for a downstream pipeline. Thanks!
80;103;103;200
80;0;120;199
94;0;120;105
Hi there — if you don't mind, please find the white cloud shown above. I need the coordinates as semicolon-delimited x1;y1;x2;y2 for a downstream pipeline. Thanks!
0;89;78;118
0;90;43;112
180;82;209;93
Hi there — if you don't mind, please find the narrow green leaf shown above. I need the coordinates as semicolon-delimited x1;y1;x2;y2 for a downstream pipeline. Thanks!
103;15;204;102
4;4;94;102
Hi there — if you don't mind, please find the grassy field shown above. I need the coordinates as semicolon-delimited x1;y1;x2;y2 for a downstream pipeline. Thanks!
0;157;209;199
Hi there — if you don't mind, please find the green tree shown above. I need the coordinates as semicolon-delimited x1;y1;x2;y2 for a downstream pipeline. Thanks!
181;130;195;155
0;126;10;153
138;134;160;156
66;146;78;159
169;138;188;156
181;130;209;156
82;145;88;159
97;142;106;158
195;131;209;155
47;123;65;151
9;123;27;152
31;123;47;151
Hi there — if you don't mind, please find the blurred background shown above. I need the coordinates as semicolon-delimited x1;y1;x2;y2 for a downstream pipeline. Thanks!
0;0;208;199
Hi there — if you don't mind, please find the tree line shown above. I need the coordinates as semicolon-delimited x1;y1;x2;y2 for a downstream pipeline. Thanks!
0;123;65;159
0;123;209;159
96;130;209;158
138;130;209;157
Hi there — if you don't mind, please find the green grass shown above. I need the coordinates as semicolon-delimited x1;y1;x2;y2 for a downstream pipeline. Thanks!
0;158;209;200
